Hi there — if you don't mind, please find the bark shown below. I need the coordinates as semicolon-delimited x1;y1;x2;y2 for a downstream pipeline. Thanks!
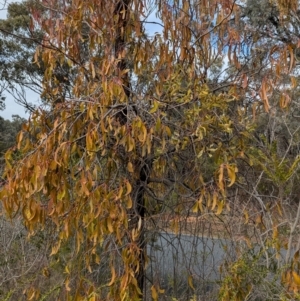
135;159;152;295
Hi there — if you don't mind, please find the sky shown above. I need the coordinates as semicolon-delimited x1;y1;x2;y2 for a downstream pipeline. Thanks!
0;1;162;120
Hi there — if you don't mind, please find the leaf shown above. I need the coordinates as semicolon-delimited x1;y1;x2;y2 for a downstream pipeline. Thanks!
226;164;237;187
218;164;224;192
17;131;24;149
293;271;300;286
188;275;195;290
65;265;70;274
260;78;270;112
126;196;132;208
131;228;139;241
241;73;248;89
88;294;96;301
151;285;158;301
127;136;135;152
288;45;294;72
107;217;114;233
291;75;297;88
138;123;147;144
150;100;159;113
280;93;291;108
276;201;283;216
108;266;116;286
27;288;36;301
86;132;93;151
91;62;96;78
42;267;50;278
50;241;61;256
23;205;33;221
137;216;142;231
272;226;278;240
212;192;218;211
65;278;71;291
116;186;123;200
165;126;172;137
216;200;224;215
198;195;204;212
192;202;199;213
76;229;83;254
127;161;134;173
125;181;132;196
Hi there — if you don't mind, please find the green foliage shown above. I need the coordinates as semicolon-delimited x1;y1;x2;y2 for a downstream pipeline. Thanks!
0;0;44;110
0;115;25;155
219;248;283;301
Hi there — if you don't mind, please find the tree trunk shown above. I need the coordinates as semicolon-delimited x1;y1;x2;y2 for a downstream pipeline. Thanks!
135;160;152;297
114;0;148;297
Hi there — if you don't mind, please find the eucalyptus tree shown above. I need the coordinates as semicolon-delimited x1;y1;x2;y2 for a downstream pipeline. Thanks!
0;1;44;111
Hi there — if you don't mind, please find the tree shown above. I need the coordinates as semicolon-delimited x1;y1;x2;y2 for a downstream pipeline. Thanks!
0;0;247;299
0;115;26;153
215;1;300;299
0;0;75;112
0;0;45;112
2;0;300;300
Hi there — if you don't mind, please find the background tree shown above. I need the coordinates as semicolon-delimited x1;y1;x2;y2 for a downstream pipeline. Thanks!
0;0;45;111
215;1;300;299
0;0;77;111
0;115;25;155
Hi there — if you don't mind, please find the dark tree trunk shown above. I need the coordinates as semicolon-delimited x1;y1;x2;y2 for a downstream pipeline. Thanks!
114;1;149;298
135;159;152;297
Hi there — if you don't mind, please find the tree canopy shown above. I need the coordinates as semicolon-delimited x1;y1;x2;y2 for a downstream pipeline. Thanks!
1;0;300;300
